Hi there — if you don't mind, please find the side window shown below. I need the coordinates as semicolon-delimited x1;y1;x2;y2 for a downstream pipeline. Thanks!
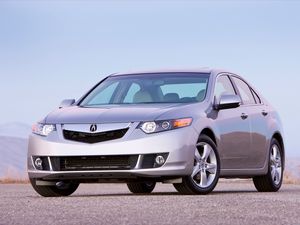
123;83;141;103
231;77;255;105
214;75;236;99
251;89;261;104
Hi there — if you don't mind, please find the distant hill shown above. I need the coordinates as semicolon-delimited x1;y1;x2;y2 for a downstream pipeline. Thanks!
0;122;31;139
285;158;300;179
0;122;30;178
0;136;28;178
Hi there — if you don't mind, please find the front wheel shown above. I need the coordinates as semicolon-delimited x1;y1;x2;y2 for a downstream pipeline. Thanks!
127;182;156;194
30;179;79;197
174;134;220;195
253;138;283;192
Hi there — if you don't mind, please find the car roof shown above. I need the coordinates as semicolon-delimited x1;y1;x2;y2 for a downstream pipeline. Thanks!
108;68;231;78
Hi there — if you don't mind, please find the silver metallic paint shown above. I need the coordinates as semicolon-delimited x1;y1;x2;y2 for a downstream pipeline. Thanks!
28;69;284;181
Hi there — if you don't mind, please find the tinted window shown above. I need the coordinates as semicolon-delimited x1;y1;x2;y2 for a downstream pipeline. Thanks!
214;75;236;99
80;73;210;106
86;81;119;105
123;83;141;103
232;77;255;105
161;83;207;101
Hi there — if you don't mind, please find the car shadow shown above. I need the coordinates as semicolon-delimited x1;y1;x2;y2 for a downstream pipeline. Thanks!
68;189;258;198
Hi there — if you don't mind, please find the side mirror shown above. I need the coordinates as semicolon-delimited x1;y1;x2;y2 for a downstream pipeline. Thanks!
214;94;241;110
59;99;75;109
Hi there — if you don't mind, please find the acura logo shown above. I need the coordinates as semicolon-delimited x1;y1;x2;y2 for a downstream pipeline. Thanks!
90;124;97;132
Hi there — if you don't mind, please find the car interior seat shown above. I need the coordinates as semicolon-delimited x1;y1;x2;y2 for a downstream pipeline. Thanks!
196;89;206;102
133;90;153;103
164;93;180;102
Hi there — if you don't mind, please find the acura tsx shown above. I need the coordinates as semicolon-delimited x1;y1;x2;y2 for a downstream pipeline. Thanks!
28;69;284;196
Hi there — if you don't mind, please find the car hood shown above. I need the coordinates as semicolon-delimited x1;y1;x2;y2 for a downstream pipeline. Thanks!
45;104;188;124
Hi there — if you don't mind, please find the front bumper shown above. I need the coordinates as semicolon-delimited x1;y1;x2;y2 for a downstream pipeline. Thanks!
28;123;199;181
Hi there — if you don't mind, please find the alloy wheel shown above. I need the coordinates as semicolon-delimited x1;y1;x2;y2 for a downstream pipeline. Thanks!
270;144;282;186
191;142;217;188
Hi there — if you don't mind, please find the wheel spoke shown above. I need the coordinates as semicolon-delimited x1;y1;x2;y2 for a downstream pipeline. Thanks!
192;166;201;178
276;159;282;167
270;154;276;164
201;144;211;161
194;150;201;163
274;170;279;182
272;146;278;160
275;153;282;166
271;165;276;180
206;163;216;174
276;167;282;177
200;171;208;187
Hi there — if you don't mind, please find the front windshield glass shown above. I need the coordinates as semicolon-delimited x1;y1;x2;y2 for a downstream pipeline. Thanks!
80;73;210;106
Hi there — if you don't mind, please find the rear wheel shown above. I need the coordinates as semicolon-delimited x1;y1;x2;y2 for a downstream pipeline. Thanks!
173;134;220;195
253;138;283;192
127;182;156;194
30;179;79;197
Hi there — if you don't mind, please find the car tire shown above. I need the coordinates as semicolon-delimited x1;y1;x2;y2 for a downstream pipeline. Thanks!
127;182;156;194
30;179;79;197
173;134;220;195
253;138;283;192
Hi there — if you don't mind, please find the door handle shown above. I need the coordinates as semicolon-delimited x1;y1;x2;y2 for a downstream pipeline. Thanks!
241;113;248;120
262;110;268;116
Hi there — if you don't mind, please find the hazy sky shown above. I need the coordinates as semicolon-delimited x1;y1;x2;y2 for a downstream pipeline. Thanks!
0;1;299;156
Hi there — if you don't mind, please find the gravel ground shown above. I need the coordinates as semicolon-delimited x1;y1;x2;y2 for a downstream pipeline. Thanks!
0;181;299;225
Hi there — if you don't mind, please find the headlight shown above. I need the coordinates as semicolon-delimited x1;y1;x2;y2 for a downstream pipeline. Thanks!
32;123;56;136
139;118;192;134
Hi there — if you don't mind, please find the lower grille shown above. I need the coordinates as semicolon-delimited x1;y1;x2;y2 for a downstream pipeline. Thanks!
63;128;128;144
51;155;138;171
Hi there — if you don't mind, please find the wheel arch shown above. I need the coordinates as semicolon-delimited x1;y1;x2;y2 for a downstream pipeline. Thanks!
272;132;285;169
200;128;217;146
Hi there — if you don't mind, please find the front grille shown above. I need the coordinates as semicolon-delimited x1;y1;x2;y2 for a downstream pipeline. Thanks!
50;155;138;171
63;128;128;144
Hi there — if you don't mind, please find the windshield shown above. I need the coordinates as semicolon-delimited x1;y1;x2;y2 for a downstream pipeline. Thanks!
80;73;210;106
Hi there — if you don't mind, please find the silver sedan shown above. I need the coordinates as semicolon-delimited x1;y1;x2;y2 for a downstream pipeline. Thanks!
28;69;284;196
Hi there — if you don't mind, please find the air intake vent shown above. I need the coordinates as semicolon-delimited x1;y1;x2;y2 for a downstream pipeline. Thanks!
63;128;128;144
51;155;138;171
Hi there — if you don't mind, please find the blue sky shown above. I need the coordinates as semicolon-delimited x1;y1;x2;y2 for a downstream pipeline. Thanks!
0;1;299;156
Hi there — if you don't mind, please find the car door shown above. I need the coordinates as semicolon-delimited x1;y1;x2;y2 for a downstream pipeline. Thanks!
215;75;252;170
230;76;268;169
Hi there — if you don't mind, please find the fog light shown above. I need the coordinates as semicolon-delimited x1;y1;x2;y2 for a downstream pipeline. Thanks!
155;155;165;166
34;157;43;169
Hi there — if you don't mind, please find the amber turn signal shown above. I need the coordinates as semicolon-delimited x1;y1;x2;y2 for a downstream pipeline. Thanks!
173;118;193;128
